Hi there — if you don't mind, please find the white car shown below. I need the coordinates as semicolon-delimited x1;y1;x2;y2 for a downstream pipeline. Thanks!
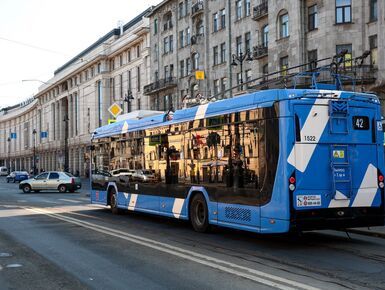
111;168;135;177
131;170;157;183
0;167;8;176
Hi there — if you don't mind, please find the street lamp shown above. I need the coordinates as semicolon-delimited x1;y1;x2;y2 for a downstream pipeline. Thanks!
231;50;254;90
7;137;11;172
124;90;134;113
63;115;69;172
32;129;37;175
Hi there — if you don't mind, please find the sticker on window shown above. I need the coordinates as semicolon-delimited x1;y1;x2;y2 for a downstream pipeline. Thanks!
296;195;322;207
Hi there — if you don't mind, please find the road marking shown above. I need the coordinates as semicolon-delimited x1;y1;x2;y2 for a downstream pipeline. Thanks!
59;199;82;204
25;207;320;290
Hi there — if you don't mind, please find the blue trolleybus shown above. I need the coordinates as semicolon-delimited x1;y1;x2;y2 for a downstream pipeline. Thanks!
90;89;385;233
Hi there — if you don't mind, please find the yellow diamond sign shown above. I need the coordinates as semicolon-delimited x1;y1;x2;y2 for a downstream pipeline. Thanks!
108;102;122;118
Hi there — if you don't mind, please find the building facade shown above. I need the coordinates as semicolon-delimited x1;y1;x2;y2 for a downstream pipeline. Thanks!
0;9;152;175
145;0;385;110
1;0;384;175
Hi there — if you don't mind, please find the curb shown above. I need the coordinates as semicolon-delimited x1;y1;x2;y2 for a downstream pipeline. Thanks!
346;228;385;239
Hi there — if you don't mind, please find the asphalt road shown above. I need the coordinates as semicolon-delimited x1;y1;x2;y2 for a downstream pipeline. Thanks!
0;177;384;290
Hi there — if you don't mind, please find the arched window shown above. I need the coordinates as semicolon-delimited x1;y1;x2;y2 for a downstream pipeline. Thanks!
192;53;200;70
262;25;269;47
278;10;289;38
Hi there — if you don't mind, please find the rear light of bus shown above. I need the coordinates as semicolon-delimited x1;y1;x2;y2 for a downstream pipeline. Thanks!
378;170;384;189
289;174;296;191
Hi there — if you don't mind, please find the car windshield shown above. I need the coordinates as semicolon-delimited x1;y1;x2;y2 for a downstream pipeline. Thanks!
142;170;153;175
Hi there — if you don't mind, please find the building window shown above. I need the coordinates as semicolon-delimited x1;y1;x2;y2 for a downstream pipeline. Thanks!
193;53;199;70
179;2;184;19
221;77;227;93
136;45;140;58
137;66;141;91
186;58;192;75
128;70;132;91
245;69;252;87
336;44;352;69
180;60;185;77
186;27;191;45
280;13;289;38
308;5;318;31
280;56;289;76
169;35;174;52
245;32;251;52
214;79;220;95
179;30;184;48
213;46;219;66
237;73;242;91
236;0;243;20
164;37;168;54
336;0;351;24
262;64;269;79
154;44;158;61
220;9;226;29
213;13;218;32
97;63;101;73
262;25;269;48
245;0;251;17
154;18;158;34
308;49;318;70
369;35;378;66
127;49;131;62
119;55;123;66
370;0;377;22
220;42;226;63
236;36;242;55
97;81;103;127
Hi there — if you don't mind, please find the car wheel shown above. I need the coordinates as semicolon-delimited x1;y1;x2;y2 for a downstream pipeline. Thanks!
58;184;67;193
109;188;120;215
22;184;32;193
190;193;210;233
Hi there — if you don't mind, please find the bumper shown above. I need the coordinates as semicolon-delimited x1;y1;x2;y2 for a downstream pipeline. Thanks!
67;183;82;191
291;207;385;231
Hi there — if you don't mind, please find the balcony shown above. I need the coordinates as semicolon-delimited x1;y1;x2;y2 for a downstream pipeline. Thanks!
144;77;177;95
190;33;204;46
253;45;268;59
253;1;268;20
191;1;204;17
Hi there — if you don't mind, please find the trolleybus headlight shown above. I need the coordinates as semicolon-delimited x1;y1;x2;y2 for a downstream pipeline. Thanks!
379;182;384;189
289;183;296;191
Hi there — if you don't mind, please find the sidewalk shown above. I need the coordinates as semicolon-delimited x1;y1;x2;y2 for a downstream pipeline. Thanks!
347;226;385;239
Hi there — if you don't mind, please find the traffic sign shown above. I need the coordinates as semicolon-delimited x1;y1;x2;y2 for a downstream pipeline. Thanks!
108;103;122;118
195;70;205;80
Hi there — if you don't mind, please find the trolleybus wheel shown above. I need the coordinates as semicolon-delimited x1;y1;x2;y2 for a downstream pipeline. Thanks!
109;187;120;215
190;193;210;233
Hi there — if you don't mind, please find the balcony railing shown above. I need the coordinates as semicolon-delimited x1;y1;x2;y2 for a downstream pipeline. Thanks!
144;77;177;95
253;1;268;20
190;33;204;45
191;1;204;17
253;45;268;59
